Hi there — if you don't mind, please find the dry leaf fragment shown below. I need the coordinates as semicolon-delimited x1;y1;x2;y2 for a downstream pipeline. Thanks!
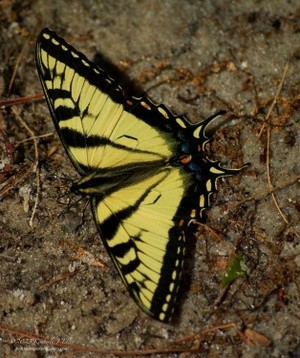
243;328;271;346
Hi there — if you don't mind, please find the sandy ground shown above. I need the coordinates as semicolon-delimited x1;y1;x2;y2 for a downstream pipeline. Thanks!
0;0;299;357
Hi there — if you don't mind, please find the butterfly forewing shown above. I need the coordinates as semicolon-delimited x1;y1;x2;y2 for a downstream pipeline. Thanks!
36;30;177;174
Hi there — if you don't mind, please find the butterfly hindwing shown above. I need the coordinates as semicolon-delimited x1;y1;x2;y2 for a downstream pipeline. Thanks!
91;168;187;320
36;28;244;322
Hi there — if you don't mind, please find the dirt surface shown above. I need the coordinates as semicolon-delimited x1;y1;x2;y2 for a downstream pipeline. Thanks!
0;1;299;357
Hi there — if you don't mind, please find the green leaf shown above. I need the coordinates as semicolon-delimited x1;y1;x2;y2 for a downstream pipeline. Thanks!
221;254;247;286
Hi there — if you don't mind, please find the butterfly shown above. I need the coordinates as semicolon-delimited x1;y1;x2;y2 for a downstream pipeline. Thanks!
36;28;245;322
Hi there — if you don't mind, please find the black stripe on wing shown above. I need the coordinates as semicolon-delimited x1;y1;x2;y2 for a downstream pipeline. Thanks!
36;28;125;104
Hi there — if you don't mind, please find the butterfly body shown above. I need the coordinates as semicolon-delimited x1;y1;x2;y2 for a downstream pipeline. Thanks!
36;28;244;322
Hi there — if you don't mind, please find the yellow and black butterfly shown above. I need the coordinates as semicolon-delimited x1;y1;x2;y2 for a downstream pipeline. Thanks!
36;28;244;322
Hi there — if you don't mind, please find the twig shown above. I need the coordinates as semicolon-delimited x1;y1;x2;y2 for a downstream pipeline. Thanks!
8;35;31;95
16;132;53;145
228;174;300;211
11;106;40;227
0;163;32;198
264;65;300;239
0;93;44;107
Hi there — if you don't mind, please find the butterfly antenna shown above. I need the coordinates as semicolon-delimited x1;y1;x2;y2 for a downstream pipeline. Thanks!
76;198;90;232
57;194;85;217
